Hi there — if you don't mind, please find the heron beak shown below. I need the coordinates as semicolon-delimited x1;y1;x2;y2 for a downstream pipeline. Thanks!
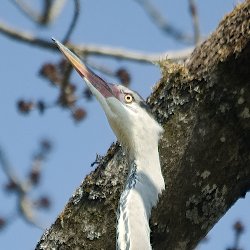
52;38;119;99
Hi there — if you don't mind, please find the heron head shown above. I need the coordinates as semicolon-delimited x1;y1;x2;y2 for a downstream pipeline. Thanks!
53;39;163;151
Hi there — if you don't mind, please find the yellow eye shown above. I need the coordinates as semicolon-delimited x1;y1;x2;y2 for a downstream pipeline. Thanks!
124;94;133;103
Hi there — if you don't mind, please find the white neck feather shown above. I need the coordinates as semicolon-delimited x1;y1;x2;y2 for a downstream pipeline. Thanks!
116;136;165;250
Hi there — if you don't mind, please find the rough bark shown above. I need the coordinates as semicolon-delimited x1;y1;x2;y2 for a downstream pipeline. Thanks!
36;1;250;250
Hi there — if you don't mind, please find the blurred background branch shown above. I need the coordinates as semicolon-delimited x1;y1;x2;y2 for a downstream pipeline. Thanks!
11;0;67;25
134;0;194;44
62;0;80;43
188;0;201;45
227;221;245;250
0;21;193;63
0;140;52;230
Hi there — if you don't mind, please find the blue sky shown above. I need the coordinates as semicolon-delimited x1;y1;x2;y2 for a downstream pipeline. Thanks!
0;1;249;249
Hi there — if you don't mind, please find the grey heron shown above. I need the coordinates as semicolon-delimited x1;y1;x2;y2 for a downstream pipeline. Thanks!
53;39;165;250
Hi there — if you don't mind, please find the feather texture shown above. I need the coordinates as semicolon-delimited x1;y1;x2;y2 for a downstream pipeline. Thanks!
116;144;165;250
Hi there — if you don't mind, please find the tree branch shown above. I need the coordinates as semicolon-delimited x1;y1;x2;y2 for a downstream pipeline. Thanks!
62;0;80;43
134;0;193;44
0;21;192;63
11;0;67;25
36;1;250;249
0;141;52;230
188;0;201;45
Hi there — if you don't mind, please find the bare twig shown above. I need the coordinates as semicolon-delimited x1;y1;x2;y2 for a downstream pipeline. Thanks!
0;142;51;230
40;0;54;25
11;0;41;23
76;45;193;63
43;0;67;24
18;194;44;229
134;0;193;44
60;63;74;101
11;0;67;25
0;21;193;63
0;146;36;227
0;21;53;48
188;0;201;45
63;0;80;43
0;146;24;191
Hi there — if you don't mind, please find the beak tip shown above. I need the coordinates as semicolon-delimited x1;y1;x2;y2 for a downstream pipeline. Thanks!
51;37;61;48
51;38;114;99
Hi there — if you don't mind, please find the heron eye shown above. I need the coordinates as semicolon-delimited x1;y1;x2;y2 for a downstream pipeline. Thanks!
124;94;133;104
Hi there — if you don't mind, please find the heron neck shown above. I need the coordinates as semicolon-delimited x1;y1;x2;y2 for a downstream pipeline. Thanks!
128;137;165;196
130;142;165;216
116;140;165;250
